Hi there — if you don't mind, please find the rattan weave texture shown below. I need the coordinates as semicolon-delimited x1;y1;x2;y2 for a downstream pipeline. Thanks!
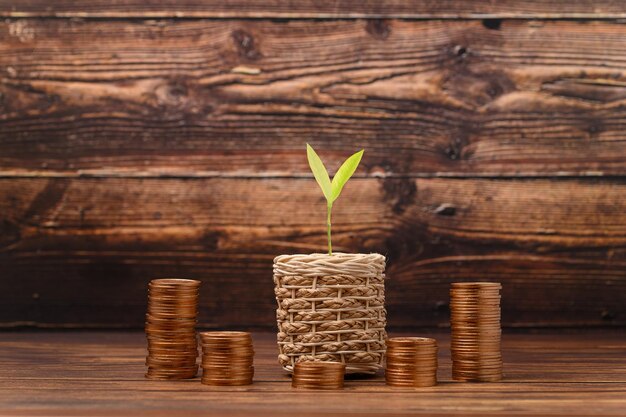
273;253;386;374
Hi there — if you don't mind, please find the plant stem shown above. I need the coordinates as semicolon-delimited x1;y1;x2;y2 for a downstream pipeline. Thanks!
327;202;332;255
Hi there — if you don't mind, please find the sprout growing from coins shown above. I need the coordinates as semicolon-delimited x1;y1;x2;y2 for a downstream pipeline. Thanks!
306;144;364;256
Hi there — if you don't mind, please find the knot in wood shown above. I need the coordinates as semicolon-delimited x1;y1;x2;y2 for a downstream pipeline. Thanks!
231;29;262;61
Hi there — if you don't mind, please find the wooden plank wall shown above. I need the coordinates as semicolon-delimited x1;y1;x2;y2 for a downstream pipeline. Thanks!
0;1;625;329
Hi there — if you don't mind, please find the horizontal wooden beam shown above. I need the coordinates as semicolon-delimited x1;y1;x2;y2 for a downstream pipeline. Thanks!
1;19;625;177
1;177;624;328
2;0;626;19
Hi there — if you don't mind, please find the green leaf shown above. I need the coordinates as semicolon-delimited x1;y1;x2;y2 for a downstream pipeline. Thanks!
330;149;363;202
306;143;332;202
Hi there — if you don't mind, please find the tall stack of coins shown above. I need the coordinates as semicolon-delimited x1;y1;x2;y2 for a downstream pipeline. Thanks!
145;279;200;380
385;337;438;387
292;362;345;390
200;331;254;386
450;282;502;382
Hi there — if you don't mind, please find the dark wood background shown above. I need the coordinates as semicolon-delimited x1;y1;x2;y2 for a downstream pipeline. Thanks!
1;1;625;330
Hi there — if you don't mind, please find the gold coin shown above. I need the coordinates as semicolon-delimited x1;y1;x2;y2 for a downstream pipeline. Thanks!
449;281;502;383
385;336;438;388
292;362;345;390
197;331;255;386
145;279;200;380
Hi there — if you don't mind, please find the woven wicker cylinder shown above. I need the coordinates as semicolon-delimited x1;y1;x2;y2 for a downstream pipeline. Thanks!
273;253;386;374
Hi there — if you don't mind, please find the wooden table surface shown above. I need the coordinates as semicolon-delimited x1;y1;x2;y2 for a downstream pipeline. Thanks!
0;331;624;416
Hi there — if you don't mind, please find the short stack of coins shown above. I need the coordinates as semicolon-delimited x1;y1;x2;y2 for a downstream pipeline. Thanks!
385;337;438;387
200;331;254;386
450;282;502;382
292;362;346;390
145;278;200;379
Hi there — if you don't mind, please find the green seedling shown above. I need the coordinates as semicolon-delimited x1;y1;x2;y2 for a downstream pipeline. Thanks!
306;144;364;255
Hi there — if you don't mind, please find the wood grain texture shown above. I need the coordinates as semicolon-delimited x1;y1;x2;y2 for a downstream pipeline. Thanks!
1;177;624;328
2;0;626;18
1;19;626;177
0;331;625;416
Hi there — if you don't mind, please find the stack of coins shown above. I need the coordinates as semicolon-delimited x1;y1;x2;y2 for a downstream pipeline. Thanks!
385;337;438;387
145;278;200;379
450;282;502;382
200;331;254;386
292;362;346;390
